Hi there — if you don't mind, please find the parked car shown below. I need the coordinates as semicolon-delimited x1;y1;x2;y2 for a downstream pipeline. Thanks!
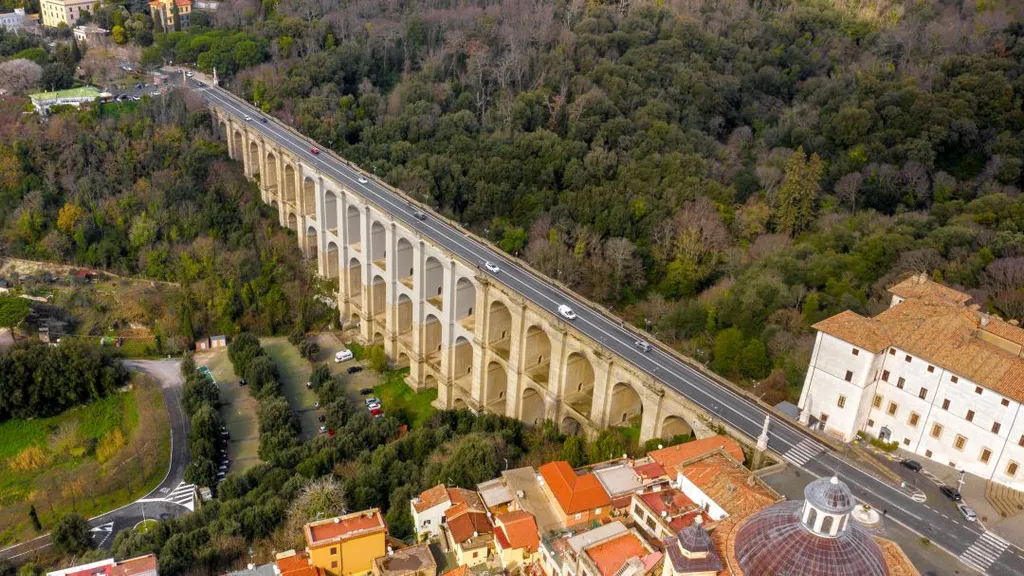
347;366;364;374
558;304;577;320
318;415;326;423
940;486;962;502
319;426;328;434
367;401;381;411
313;402;320;409
359;388;373;395
306;381;312;389
901;459;923;472
957;503;977;522
335;349;353;363
365;397;379;406
370;408;384;418
634;340;651;352
310;147;320;154
239;379;247;386
186;71;194;77
484;261;501;274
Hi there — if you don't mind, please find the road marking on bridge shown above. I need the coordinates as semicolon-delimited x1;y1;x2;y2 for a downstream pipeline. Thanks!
781;439;825;466
959;531;1010;574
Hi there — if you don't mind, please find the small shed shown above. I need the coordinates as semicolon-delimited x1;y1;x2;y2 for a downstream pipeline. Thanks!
195;337;211;350
210;335;227;348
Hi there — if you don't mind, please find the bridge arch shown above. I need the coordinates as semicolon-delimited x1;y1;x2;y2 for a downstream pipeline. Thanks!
371;274;386;317
453;336;473;379
455;277;476;322
270;199;279;213
396;293;413;335
453;398;468;410
396;237;414;282
564;352;596;419
348;257;362;301
284;164;296;204
661;415;694;439
610;381;643;426
287;212;298;231
521;387;546;426
561;416;583;436
232;130;243;159
248;141;260;175
423;313;442;353
396;351;410;368
524;325;552;389
487;300;512;361
424;374;438;389
424;256;444;310
370;221;386;266
326;241;339;282
303;177;316;217
305;226;318;265
346;205;361;248
485;361;507;414
218;120;227;141
265;151;278;189
324;190;338;231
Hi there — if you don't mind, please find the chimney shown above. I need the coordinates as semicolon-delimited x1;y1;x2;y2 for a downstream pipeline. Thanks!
1011;320;1020;326
981;314;990;328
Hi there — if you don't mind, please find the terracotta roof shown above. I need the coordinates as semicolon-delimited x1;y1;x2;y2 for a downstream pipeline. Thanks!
495;510;539;552
446;502;492;543
414;483;451;512
875;537;922;576
649;436;745;471
814;293;1024;402
110;555;158;576
275;551;325;576
585;533;649;576
448;487;485;511
539;461;612;515
441;567;467;576
637;489;707;533
632;461;667;481
305;509;387;547
888;273;972;305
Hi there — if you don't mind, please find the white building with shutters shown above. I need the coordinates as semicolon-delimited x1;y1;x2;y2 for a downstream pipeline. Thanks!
798;273;1024;490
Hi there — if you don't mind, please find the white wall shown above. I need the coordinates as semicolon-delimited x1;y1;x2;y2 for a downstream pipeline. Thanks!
411;502;448;538
800;333;877;441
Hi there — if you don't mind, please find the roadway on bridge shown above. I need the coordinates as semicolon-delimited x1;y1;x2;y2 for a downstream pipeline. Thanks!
188;77;1024;575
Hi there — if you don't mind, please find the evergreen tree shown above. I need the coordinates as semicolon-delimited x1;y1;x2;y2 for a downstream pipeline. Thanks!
772;147;822;237
29;504;41;532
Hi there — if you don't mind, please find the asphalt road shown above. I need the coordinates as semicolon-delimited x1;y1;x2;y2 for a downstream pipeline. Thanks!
0;360;191;561
184;77;1024;575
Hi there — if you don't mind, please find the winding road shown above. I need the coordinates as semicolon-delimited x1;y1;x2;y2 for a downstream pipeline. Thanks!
186;76;1024;575
0;360;192;561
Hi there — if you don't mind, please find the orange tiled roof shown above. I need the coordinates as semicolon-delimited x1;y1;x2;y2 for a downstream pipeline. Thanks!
814;292;1024;402
875;537;921;576
888;273;971;305
585;533;649;576
539;461;611;515
110;555;158;576
649;436;745;470
631;461;667;480
448;487;485;511
414;483;451;512
276;551;325;576
446;502;492;543
305;509;387;547
495;510;539;552
441;567;468;576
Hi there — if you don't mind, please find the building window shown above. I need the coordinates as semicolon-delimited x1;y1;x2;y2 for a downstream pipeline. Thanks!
330;548;337;555
867;419;875;427
908;412;920;427
882;370;890;382
1001;398;1010;407
927;365;935;373
897;377;905;389
905;354;912;362
845;370;853;382
820;413;829;424
955;435;967;450
331;562;338;569
887;402;898;416
1020;435;1024;448
575;513;582;520
473;552;479;558
424;519;431;525
852;348;859;356
903;438;911;446
931;424;943;439
889;348;896;355
838;396;847;408
873;395;882;408
925;450;933;458
1008;462;1019;477
980;448;992;464
992;422;1002;434
975;386;983;395
967;410;975;422
646;516;656;530
918;387;928;400
942;399;950;410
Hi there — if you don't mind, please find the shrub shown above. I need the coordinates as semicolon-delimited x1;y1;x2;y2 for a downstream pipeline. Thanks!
96;428;127;462
9;446;49;471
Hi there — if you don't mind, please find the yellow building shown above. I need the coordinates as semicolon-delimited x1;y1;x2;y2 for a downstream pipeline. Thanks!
148;0;191;32
304;509;388;576
39;0;94;28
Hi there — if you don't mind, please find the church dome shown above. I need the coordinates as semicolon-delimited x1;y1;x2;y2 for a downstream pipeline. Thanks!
733;477;888;576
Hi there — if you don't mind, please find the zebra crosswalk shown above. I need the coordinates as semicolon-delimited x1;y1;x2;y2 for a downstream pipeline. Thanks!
959;531;1010;574
162;482;196;512
782;439;825;466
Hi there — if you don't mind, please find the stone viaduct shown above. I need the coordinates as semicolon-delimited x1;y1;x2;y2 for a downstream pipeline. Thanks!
213;110;715;444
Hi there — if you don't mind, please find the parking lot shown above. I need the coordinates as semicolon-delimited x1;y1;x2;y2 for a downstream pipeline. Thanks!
194;349;262;474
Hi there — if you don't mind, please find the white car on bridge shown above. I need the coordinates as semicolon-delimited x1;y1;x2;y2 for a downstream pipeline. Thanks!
558;304;577;320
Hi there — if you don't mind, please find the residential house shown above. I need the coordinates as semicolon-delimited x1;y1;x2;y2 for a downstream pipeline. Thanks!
46;554;159;576
503;466;563;532
304;509;388;576
537;461;611;528
276;550;327;576
371;544;436;576
648;436;745;471
411;484;452;539
629;485;712;544
540;521;659;576
477;477;516;515
442;489;493;567
149;0;192;31
39;0;93;27
0;8;25;31
492;510;540;570
592;458;669;510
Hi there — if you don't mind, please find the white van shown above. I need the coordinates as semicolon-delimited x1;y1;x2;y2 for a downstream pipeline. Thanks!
334;349;354;363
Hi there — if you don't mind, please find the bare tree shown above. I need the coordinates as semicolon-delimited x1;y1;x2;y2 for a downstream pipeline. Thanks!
834;172;863;213
0;59;43;95
603;237;643;289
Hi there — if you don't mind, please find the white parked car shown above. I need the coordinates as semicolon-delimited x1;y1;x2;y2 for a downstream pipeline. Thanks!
367;401;381;411
484;261;500;274
357;176;369;184
365;397;380;406
558;304;577;320
335;349;353;363
319;426;328;434
957;503;977;522
186;71;194;77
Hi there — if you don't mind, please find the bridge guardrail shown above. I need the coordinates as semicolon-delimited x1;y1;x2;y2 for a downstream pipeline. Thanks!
208;84;845;455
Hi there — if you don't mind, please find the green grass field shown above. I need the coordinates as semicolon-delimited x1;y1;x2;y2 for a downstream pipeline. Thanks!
373;369;437;429
0;376;169;546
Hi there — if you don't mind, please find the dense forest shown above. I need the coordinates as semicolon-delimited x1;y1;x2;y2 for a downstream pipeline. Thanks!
132;0;1024;402
0;93;319;346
